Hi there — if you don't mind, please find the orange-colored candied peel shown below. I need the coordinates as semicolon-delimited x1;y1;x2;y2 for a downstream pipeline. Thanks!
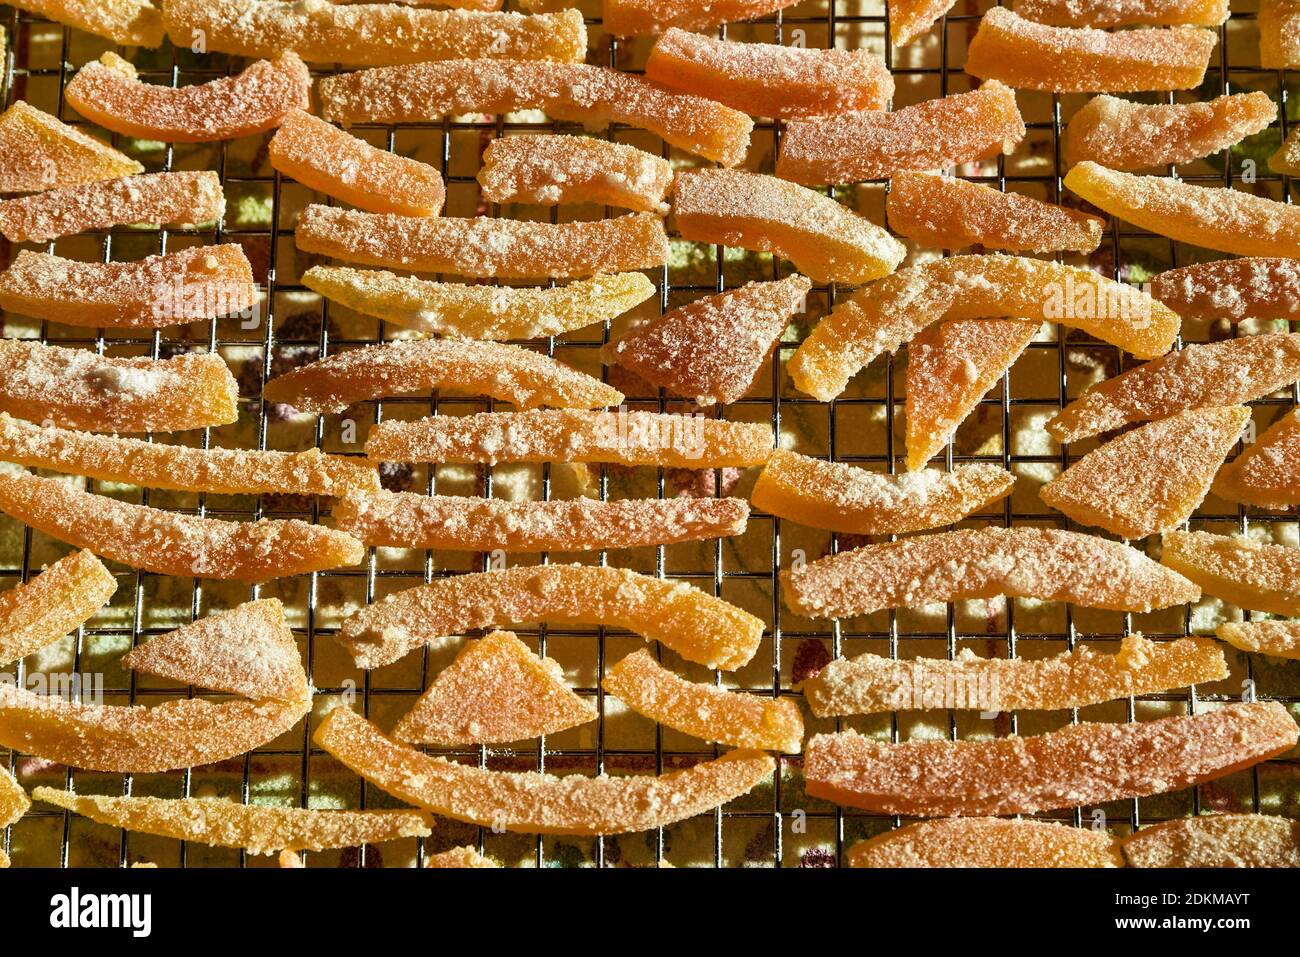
0;245;256;329
1261;0;1300;69
789;255;1178;402
1014;0;1229;27
0;549;115;668
1065;93;1276;171
425;846;498;868
966;7;1216;93
364;409;773;469
806;701;1298;816
1270;126;1300;175
604;0;799;36
776;81;1025;186
887;173;1104;254
295;206;670;280
890;0;959;45
0;470;365;582
1047;334;1300;444
1041;406;1250;539
671;169;905;284
603;649;803;753
1151;258;1300;323
1;766;29;857
1216;620;1300;661
782;526;1201;619
393;630;596;745
1162;530;1300;616
319;61;753;167
12;0;164;46
269;110;444;217
847;818;1124;868
0;101;142;193
332;489;750;551
0;340;238;433
338;563;766;671
752;451;1014;534
645;28;893;120
302;267;657;340
906;318;1038;470
316;705;774;835
1214;408;1300;508
478;135;673;213
1125;814;1300;867
601;275;811;405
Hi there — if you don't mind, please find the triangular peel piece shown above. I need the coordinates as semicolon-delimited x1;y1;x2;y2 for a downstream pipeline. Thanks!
1213;407;1300;508
0;549;116;668
0;101;142;193
1216;620;1300;661
848;818;1123;868
1123;814;1300;868
1162;530;1300;615
393;630;596;746
889;0;959;45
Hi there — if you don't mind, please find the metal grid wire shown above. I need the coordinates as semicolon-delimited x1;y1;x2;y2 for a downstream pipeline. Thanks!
0;0;1297;868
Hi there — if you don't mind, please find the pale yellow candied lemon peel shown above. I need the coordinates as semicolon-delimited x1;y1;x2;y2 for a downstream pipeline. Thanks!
1161;530;1300;616
479;135;673;213
426;846;499;868
10;0;165;46
1151;258;1300;323
1124;814;1300;867
604;0;800;36
1014;0;1229;27
889;0;959;45
0;101;142;193
847;818;1124;868
1261;0;1300;69
1213;408;1300;508
0;549;115;668
1216;620;1300;661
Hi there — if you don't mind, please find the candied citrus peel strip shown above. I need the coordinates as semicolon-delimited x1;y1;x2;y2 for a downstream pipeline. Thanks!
1270;126;1300;175
11;0;165;46
0;470;364;582
604;0;800;36
799;634;1227;718
338;564;766;671
847;818;1124;868
889;0;959;45
0;549;116;668
1015;0;1229;27
478;135;673;214
789;255;1179;402
671;169;905;285
1162;530;1300;616
0;101;142;193
776;81;1026;186
1217;620;1300;661
1261;0;1300;69
316;705;774;835
1213;408;1300;508
604;649;803;753
782;526;1201;619
1;766;29;858
425;846;498;868
1151;259;1300;323
393;630;596;745
1126;814;1300;867
806;701;1299;816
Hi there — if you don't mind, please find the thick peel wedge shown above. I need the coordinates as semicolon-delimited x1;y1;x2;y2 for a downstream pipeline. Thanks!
1261;0;1300;69
0;101;142;193
0;549;115;668
1213;408;1300;508
847;818;1123;868
1151;258;1300;323
478;135;673;213
1125;814;1300;867
1014;0;1229;28
890;0;959;45
604;0;800;36
1161;530;1300;616
1271;125;1300;175
10;0;165;46
1217;620;1300;661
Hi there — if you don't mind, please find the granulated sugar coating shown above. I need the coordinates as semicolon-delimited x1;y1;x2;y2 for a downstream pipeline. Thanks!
1161;530;1300;616
1213;408;1300;508
315;706;774;835
782;526;1200;618
1;765;29;866
966;7;1216;93
804;701;1299;816
604;0;799;36
318;60;753;166
1270;125;1300;174
1151;257;1300;323
478;135;673;213
0;549;116;668
425;846;498;868
0;100;142;193
1260;0;1300;69
1124;814;1300;867
1014;0;1229;28
890;0;959;45
1216;620;1300;662
776;81;1025;185
847;818;1124;868
12;0;164;46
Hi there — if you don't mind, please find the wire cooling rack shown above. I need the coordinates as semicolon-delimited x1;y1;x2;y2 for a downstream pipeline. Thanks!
0;0;1297;868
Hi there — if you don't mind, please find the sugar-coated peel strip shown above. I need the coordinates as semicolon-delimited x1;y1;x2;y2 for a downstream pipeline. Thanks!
1151;258;1300;323
604;0;800;36
847;818;1124;868
0;245;256;329
1270;126;1300;175
316;705;774;835
1;766;29;849
365;409;773;469
1047;334;1300;444
789;256;1179;402
1261;0;1300;69
890;0;959;45
393;630;596;745
966;7;1216;93
162;0;585;65
269;110;444;217
644;28;894;120
65;52;309;143
478;135;673;213
0;101;142;193
752;451;1014;535
0;340;238;433
1217;620;1300;661
1040;406;1250;540
1162;530;1300;616
1213;408;1300;508
671;169;905;285
601;275;811;405
1125;814;1300;867
776;81;1026;186
603;649;803;753
296;206;670;280
32;789;430;856
800;634;1227;718
1064;93;1276;172
10;0;164;46
302;267;656;340
0;549;115;668
0;470;364;582
338;564;766;671
805;701;1298;816
783;526;1201;619
425;846;498;868
333;489;749;552
1014;0;1229;28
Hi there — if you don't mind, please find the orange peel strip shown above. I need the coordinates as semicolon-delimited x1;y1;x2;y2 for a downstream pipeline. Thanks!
789;255;1179;402
393;629;596;745
671;169;905;284
1213;407;1300;508
0;469;365;582
847;817;1123;868
1151;258;1300;323
604;0;799;36
0;100;142;193
263;339;621;415
338;563;766;671
776;81;1026;185
1162;530;1300;616
890;0;959;45
1124;813;1300;867
1216;620;1300;661
0;340;238;433
425;846;498;868
315;705;774;835
1271;126;1300;175
10;0;164;46
805;701;1299;816
65;52;310;143
603;648;803;753
1;765;29;866
0;549;116;668
1014;0;1229;27
1261;0;1300;69
783;526;1201;619
478;135;673;213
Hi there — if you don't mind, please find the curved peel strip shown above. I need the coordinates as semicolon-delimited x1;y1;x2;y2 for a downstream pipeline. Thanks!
425;846;498;868
1014;0;1228;27
1261;0;1300;69
0;101;142;193
11;0;164;46
479;135;672;213
1217;620;1300;661
890;0;960;44
1151;258;1300;323
848;818;1123;868
604;0;800;36
1213;408;1300;508
1124;814;1300;867
1161;530;1300;616
0;549;115;668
